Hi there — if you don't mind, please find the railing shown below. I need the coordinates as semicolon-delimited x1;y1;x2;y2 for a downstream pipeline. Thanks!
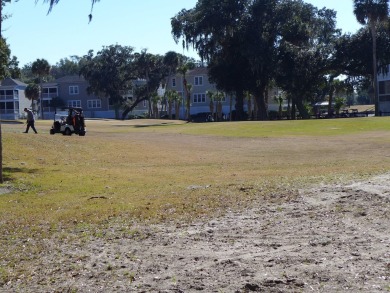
0;109;18;115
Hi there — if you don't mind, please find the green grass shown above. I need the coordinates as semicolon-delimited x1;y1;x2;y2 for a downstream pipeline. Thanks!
107;117;390;137
1;117;390;233
1;117;390;284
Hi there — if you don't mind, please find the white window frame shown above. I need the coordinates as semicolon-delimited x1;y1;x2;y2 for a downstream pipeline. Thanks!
87;99;101;109
68;100;81;108
69;85;79;95
194;76;203;86
193;93;206;103
172;78;176;87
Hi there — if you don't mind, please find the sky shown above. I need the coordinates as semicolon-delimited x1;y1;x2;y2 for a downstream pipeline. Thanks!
3;0;363;67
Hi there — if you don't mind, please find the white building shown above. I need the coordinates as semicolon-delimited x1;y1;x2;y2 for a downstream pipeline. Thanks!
0;78;30;120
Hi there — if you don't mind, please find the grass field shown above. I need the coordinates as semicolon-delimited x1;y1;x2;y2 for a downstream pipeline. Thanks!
1;117;390;232
1;117;390;289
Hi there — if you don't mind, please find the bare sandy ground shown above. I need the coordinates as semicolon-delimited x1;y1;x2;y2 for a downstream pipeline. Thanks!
2;173;389;292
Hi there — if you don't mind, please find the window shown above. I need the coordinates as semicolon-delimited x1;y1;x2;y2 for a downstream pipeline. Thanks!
379;95;390;102
172;78;176;87
69;85;79;95
0;90;15;100
68;100;81;108
87;99;101;109
193;93;206;103
379;81;390;95
43;88;58;94
194;76;203;86
42;87;58;98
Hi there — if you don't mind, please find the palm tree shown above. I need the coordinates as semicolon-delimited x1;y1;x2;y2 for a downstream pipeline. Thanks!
353;0;389;116
177;61;195;121
206;90;215;120
177;64;190;120
186;83;193;121
245;91;252;120
215;91;225;121
31;58;50;119
25;83;41;112
173;91;181;120
151;92;161;119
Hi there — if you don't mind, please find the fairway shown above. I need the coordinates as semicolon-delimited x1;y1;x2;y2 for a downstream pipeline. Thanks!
1;117;390;292
2;117;390;225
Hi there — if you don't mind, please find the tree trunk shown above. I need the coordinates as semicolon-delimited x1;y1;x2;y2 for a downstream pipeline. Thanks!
295;99;310;119
234;91;244;121
253;86;268;121
168;100;173;119
328;89;334;118
0;122;3;183
370;22;379;116
229;94;233;121
175;101;180;120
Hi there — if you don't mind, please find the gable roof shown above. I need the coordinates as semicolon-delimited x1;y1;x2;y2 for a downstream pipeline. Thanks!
55;75;86;83
1;78;27;87
187;67;208;76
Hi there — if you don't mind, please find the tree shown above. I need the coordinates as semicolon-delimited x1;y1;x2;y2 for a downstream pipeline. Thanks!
206;90;214;120
176;61;195;121
133;50;166;117
25;83;40;111
334;97;346;115
173;91;181;120
51;56;81;79
0;0;11;38
7;56;21;79
172;0;255;120
162;51;181;112
0;37;10;184
276;1;340;119
79;46;135;119
150;92;161;118
214;91;224;121
43;0;100;22
31;58;51;119
354;0;389;116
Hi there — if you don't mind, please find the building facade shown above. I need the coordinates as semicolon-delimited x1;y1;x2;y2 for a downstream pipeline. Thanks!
2;69;280;120
378;68;390;115
0;78;30;120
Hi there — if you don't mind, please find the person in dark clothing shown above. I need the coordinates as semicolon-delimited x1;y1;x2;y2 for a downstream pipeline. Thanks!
23;108;38;134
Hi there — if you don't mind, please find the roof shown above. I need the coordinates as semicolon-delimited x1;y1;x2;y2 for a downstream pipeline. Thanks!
187;67;208;76
1;78;27;87
55;75;86;83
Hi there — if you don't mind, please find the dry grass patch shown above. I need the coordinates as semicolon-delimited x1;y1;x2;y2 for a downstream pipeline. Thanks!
1;117;390;231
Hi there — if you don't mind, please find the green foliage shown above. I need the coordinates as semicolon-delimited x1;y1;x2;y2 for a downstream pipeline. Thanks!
353;0;389;25
31;58;51;81
172;0;341;121
334;97;346;114
79;45;135;107
24;83;40;101
51;57;81;79
0;38;10;80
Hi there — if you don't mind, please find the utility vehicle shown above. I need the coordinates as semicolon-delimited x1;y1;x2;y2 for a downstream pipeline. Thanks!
49;107;86;136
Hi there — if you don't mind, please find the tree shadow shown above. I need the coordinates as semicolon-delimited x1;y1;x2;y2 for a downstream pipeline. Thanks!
2;167;40;182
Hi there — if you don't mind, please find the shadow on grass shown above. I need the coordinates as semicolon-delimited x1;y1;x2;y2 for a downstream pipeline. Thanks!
113;122;177;128
2;167;40;182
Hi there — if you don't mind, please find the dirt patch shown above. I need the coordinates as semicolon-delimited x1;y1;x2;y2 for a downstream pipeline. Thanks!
3;174;390;292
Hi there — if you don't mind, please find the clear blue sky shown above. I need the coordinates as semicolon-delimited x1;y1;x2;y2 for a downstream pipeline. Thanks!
3;0;362;67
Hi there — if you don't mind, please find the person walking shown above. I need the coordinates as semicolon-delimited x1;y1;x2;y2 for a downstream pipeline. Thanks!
23;108;38;134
